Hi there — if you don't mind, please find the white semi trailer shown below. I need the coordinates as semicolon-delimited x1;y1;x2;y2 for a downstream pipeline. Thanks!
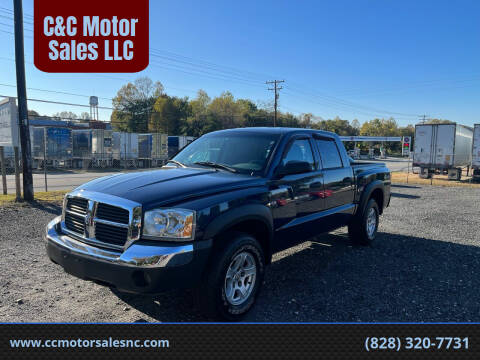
112;132;138;160
472;124;480;180
413;123;473;180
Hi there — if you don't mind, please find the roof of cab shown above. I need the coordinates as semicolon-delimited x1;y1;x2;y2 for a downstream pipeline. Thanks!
207;127;337;137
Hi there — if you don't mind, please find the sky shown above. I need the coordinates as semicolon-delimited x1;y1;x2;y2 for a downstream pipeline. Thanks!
0;0;479;127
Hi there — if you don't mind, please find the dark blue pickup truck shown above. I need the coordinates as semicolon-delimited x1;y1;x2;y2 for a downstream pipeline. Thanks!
45;127;391;320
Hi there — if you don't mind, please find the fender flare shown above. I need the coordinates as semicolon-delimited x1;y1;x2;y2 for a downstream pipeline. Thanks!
203;204;274;261
357;180;385;216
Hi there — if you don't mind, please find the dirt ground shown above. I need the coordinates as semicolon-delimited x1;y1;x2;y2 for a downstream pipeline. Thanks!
1;184;479;322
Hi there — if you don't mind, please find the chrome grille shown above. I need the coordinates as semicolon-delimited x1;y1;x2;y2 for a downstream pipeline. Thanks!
66;197;88;214
95;222;129;246
64;212;85;234
96;203;129;224
61;191;141;251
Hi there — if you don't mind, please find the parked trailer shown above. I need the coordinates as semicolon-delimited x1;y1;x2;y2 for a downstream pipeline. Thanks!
91;129;113;168
413;123;473;180
92;129;113;159
151;133;168;162
112;132;138;167
168;135;196;158
138;133;152;167
30;127;72;167
72;130;92;158
1;146;16;173
72;130;92;168
138;134;152;159
472;124;480;180
137;133;168;167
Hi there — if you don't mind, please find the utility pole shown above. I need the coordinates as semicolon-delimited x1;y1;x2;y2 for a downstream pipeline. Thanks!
13;0;34;201
419;114;429;124
266;80;285;127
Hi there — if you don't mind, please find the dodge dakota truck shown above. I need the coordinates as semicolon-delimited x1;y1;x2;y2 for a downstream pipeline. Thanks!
45;127;391;320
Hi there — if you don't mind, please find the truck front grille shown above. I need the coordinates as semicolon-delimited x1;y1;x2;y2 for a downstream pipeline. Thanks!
64;212;85;234
95;222;129;246
62;194;141;250
66;197;88;214
96;203;129;224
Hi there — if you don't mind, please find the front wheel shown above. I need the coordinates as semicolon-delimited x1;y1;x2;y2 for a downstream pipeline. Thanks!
348;198;379;245
195;232;265;321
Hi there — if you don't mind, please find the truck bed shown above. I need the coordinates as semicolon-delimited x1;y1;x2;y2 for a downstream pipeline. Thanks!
351;161;388;175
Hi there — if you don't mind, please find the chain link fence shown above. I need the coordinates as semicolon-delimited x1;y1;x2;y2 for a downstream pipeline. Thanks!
0;128;176;202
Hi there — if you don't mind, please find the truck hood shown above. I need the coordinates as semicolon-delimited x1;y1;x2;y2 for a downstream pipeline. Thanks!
75;167;263;208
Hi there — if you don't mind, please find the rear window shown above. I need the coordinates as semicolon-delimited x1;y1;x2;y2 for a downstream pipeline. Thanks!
316;139;343;169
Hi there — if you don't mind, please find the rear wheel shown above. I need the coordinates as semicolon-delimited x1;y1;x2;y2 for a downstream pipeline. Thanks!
195;232;265;321
348;198;379;245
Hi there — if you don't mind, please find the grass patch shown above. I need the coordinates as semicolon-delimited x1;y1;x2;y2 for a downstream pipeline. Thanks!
392;172;480;188
0;190;66;206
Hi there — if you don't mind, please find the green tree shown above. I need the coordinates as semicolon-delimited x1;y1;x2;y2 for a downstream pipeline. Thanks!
53;111;78;120
184;90;211;136
425;118;454;124
28;109;40;117
351;119;361;131
277;112;301;128
149;95;190;135
360;117;399;137
360;117;407;153
313;116;359;135
208;91;244;129
300;113;313;128
398;124;414;137
111;77;164;132
189;90;210;117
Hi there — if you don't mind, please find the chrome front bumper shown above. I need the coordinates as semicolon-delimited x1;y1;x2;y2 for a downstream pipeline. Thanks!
44;216;194;268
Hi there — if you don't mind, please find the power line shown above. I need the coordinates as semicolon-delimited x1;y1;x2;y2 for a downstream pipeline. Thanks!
285;83;419;118
0;21;15;27
0;6;33;18
281;90;389;119
149;51;267;83
0;13;32;24
148;59;265;88
0;16;474;99
0;94;115;110
0;83;114;101
0;11;437;120
332;76;480;98
0;20;270;87
149;48;275;82
0;28;32;38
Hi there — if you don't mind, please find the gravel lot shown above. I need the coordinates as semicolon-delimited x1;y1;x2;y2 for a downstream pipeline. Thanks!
1;184;479;322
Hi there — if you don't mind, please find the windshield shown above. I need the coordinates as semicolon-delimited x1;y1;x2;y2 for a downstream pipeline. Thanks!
172;132;280;175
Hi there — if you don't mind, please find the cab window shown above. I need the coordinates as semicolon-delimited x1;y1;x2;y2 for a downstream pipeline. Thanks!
282;139;315;170
316;139;343;169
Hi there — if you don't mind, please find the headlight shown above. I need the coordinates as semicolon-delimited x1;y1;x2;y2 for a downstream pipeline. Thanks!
143;208;195;240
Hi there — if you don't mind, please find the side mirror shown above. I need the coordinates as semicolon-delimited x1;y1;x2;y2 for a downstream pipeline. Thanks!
277;161;311;177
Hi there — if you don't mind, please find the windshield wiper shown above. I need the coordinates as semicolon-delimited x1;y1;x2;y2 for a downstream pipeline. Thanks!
166;160;186;168
194;161;238;173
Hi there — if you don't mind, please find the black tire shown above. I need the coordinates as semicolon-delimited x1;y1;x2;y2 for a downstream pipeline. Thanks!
348;198;379;245
194;232;265;321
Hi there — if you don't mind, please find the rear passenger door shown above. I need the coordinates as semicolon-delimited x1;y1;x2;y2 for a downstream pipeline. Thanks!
313;136;354;211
